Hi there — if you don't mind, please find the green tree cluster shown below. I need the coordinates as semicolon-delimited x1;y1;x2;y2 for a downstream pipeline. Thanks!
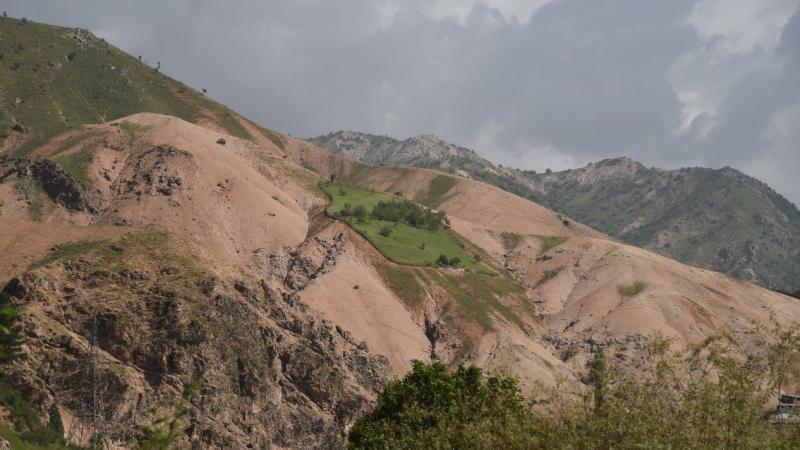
349;362;540;449
350;330;800;449
371;200;447;230
0;292;22;362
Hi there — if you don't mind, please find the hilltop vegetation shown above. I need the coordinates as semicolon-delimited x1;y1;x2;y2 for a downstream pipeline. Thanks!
322;183;488;271
0;16;283;154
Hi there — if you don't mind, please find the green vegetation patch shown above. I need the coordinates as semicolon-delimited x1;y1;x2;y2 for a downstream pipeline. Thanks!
216;110;251;141
537;235;567;253
322;183;487;271
257;125;287;150
27;230;206;281
0;18;285;156
376;263;426;308
414;175;458;208
28;239;108;270
500;232;523;251
13;176;52;221
618;281;648;297
350;333;800;450
51;148;94;187
0;378;67;449
424;270;531;331
534;266;564;289
118;121;152;144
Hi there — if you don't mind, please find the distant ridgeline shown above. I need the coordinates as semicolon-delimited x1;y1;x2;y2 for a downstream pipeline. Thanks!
312;131;800;293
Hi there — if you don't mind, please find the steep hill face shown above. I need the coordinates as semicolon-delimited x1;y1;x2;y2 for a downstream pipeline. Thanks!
2;17;800;450
0;114;583;447
311;131;800;292
0;16;287;155
309;130;547;204
527;158;800;292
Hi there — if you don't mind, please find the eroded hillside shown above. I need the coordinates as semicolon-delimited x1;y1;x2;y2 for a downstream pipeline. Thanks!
311;131;800;293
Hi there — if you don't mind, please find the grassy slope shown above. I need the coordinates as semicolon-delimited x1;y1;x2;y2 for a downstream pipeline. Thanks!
376;263;535;332
322;183;487;271
323;181;537;332
0;16;282;154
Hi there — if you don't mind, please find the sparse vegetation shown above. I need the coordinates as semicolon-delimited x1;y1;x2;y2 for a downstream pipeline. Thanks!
414;175;458;207
52;148;94;187
534;266;563;289
131;385;198;450
28;239;107;270
376;264;426;308
13;176;51;220
500;232;523;251
617;281;648;297
0;17;276;155
118;121;150;143
423;270;531;330
536;235;567;253
216;111;251;141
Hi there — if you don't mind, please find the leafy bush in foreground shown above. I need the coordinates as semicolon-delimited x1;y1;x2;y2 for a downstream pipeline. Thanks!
349;361;540;449
350;329;800;449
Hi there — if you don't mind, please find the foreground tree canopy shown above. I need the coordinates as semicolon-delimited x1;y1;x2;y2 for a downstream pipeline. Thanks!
349;332;800;450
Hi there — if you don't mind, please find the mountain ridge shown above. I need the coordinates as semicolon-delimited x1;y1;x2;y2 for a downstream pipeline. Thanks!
311;130;800;292
1;16;800;449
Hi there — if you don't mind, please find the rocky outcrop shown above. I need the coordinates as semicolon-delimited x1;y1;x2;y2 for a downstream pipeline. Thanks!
29;160;97;213
270;233;346;291
1;243;390;449
0;157;97;212
116;145;192;199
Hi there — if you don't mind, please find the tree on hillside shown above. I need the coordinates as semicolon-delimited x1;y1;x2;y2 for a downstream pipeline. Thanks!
350;333;800;449
0;292;22;362
348;361;538;449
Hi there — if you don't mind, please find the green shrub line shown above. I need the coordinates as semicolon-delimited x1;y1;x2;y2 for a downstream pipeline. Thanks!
618;281;648;297
537;235;567;253
414;174;458;207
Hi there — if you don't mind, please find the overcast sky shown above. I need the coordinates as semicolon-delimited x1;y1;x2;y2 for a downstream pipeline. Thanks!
5;0;800;205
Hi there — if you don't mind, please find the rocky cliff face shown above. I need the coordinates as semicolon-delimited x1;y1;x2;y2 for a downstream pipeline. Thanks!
1;229;389;449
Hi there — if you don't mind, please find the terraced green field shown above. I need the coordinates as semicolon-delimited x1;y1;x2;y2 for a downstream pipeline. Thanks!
322;183;489;272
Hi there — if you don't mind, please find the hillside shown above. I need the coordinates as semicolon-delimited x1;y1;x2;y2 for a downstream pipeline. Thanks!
1;16;800;450
309;130;547;205
312;131;800;292
0;16;287;155
526;158;800;292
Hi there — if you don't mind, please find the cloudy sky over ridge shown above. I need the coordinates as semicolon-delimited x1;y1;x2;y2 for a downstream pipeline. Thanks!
5;0;800;204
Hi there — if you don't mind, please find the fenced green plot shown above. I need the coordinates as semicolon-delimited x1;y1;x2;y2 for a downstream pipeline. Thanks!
322;183;489;272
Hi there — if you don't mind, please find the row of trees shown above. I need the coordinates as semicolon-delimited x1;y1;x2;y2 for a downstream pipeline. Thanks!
350;329;800;449
337;198;448;231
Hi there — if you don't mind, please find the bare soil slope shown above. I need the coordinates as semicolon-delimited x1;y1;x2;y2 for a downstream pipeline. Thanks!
2;113;800;448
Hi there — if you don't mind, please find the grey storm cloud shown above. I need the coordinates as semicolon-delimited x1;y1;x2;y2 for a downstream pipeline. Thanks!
4;0;800;205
